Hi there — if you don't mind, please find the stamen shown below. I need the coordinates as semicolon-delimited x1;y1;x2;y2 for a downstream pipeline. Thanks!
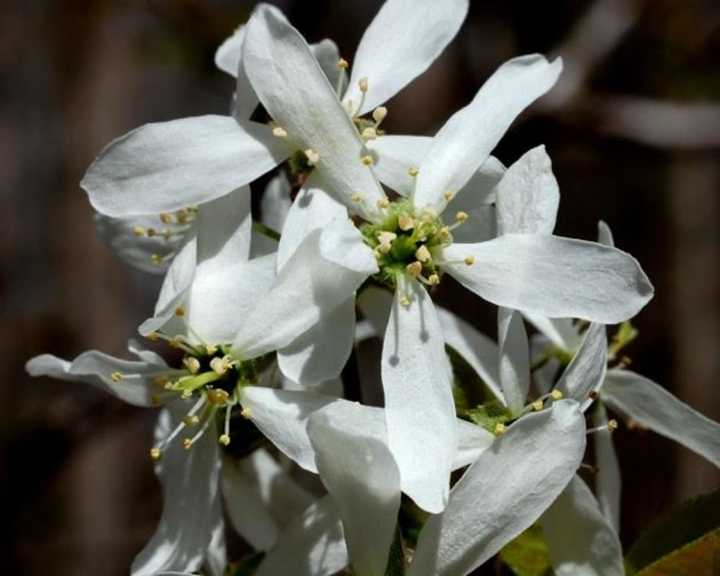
353;78;368;117
337;58;349;70
376;198;390;209
443;191;454;201
210;356;233;376
427;273;440;286
361;127;377;140
146;228;157;238
183;406;218;450
304;149;320;166
207;388;230;406
376;231;396;254
398;214;415;231
406;261;422;278
358;78;369;93
372;106;387;125
415;245;432;263
408;167;419;177
464;256;475;266
494;423;507;436
272;126;288;139
132;225;146;237
183;357;201;374
587;419;618;435
455;211;469;223
219;403;232;446
532;399;544;411
150;447;162;461
550;389;563;400
350;193;364;203
110;371;123;382
152;396;207;457
361;154;374;166
159;213;174;224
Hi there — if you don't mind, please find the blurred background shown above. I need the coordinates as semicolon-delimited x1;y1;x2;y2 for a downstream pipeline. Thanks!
2;0;719;574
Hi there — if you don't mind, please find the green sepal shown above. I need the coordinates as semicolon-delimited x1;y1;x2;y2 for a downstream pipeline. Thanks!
625;488;720;575
500;524;554;576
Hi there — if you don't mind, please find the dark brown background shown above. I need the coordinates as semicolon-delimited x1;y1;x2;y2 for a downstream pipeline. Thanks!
2;0;719;574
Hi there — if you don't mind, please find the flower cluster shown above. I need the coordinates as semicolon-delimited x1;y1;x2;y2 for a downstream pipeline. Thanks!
27;2;719;576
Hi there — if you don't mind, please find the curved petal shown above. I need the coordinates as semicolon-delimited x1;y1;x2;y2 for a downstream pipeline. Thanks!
357;284;394;338
256;495;348;576
410;400;586;576
222;449;313;551
597;220;615;247
278;297;356;385
603;370;720;467
261;174;292;235
232;225;372;359
276;176;346;272
592;403;621;533
523;314;581;351
83;116;287;217
26;349;171;407
453;419;495;469
496;145;559;236
309;404;401;576
131;404;223;576
443;234;654;324
415;55;563;213
539;476;623;576
154;238;197;316
498;307;530;414
436;306;502;401
215;24;247;77
381;284;456;513
242;5;385;221
555;323;607;411
345;0;469;116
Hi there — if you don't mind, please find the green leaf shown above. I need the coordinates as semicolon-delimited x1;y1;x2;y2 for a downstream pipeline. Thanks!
625;489;720;575
228;551;265;576
500;525;554;576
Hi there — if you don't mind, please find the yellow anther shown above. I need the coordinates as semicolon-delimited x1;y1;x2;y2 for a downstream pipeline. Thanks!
358;77;369;93
219;434;231;446
408;166;419;177
532;400;544;411
132;225;146;237
146;227;157;238
183;357;201;374
464;256;475;266
146;331;160;342
205;344;218;355
406;261;423;278
551;389;563;400
455;211;469;223
444;191;454;201
494;423;507;436
304;148;320;165
174;306;185;317
151;254;163;264
350;193;364;203
398;214;415;231
110;371;123;382
240;407;252;419
159;213;173;224
177;209;190;224
362;127;377;140
427;274;440;286
210;356;230;376
207;389;230;406
377;198;390;209
607;419;619;431
182;438;193;450
150;447;162;461
337;57;349;69
169;337;185;349
372;106;387;124
415;245;432;263
377;231;396;254
399;295;411;308
183;415;200;426
272;126;288;138
437;226;451;240
361;154;374;166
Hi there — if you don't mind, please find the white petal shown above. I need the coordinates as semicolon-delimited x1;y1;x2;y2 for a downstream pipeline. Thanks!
453;419;495;469
381;284;456;513
444;234;654;324
242;5;385;220
256;495;348;576
278;297;356;385
222;449;313;551
410;400;586;576
436;306;502;401
154;238;197;315
261;174;293;235
356;285;394;338
603;369;720;467
496;145;559;235
369;135;432;196
592;403;621;533
318;216;379;274
309;405;401;576
26;350;169;407
281;374;345;398
597;220;615;247
498;307;530;414
415;55;563;213
556;323;607;411
215;24;247;77
232;226;372;359
83;116;287;217
131;404;223;575
523;313;582;351
239;386;340;472
344;0;469;115
539;476;623;576
276;176;346;272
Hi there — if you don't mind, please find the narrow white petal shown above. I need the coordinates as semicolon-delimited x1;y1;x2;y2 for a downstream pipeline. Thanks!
357;285;394;338
498;307;530;414
496;145;559;235
415;55;562;212
592;403;621;533
597;220;615;247
318;216;379;274
131;404;223;575
453;419;495;469
154;238;197;315
556;323;607;411
309;405;401;576
381;284;456;513
83;116;287;217
444;234;654;324
222;449;314;551
410;400;586;576
256;495;348;576
26;350;169;407
436;306;503;402
243;6;385;220
523;313;582;351
232;226;372;359
345;0;469;115
276;176;346;272
261;174;293;235
603;369;720;466
215;24;246;77
540;476;623;576
278;297;356;385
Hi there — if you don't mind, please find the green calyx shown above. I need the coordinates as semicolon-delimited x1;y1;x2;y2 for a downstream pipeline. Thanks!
360;199;452;289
